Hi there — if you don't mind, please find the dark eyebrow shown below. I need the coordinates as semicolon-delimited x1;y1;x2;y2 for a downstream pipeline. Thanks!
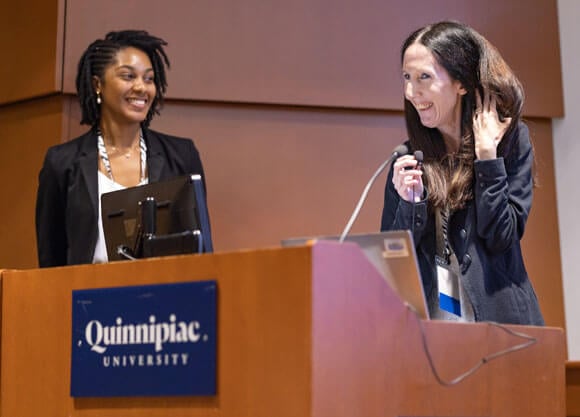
116;65;154;73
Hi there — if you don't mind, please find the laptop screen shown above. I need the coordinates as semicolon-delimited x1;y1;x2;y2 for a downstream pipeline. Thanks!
281;230;429;319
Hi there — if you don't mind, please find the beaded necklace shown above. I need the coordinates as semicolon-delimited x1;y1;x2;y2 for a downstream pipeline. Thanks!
97;129;147;182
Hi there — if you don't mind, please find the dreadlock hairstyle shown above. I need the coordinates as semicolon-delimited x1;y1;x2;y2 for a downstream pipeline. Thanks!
76;30;170;128
401;21;524;211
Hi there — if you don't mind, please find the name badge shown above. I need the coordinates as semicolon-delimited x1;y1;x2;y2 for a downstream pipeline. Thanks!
436;256;461;316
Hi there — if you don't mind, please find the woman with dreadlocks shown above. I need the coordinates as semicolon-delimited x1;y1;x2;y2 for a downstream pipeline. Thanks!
35;30;207;267
380;21;544;325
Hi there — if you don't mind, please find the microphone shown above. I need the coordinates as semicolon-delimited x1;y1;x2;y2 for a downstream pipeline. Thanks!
339;143;409;243
411;150;424;201
414;150;423;170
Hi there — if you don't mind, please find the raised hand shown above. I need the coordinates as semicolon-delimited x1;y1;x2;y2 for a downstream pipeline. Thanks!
473;89;512;160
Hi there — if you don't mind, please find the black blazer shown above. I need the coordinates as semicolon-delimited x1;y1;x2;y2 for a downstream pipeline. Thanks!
35;128;206;268
380;122;544;325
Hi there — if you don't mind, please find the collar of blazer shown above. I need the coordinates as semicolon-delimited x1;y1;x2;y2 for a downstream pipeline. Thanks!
76;128;167;213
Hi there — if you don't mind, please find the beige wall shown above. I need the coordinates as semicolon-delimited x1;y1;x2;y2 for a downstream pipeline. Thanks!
0;0;565;330
62;0;562;116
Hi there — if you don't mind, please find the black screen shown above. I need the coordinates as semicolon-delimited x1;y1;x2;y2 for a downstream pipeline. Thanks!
101;174;212;261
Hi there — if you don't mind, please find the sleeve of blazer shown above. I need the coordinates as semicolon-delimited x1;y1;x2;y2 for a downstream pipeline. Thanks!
186;138;207;192
35;147;68;267
150;131;210;223
160;134;212;241
474;122;534;254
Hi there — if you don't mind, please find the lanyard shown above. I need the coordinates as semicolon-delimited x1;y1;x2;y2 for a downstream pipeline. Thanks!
435;206;452;263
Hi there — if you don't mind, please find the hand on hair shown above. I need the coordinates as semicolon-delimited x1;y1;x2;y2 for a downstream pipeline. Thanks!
392;154;423;202
473;89;512;160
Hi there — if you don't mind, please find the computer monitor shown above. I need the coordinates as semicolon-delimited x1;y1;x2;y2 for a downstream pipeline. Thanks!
101;174;212;262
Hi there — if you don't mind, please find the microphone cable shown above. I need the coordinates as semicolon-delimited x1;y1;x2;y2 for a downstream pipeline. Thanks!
410;150;424;236
400;303;537;386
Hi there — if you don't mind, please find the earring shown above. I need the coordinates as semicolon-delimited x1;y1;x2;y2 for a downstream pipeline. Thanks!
96;92;101;105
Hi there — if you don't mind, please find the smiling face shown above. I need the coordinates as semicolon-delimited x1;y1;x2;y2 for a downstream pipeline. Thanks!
93;47;156;127
402;42;466;139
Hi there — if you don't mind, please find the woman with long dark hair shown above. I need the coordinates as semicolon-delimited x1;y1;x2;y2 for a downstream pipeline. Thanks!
381;21;543;324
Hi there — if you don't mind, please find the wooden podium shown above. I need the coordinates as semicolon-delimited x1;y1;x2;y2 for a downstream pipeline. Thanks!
0;241;566;416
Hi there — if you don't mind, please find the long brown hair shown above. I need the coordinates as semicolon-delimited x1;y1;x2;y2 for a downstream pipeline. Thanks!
402;21;524;210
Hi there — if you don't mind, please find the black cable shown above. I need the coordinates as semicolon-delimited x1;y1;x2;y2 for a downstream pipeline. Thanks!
410;150;423;236
408;308;537;386
117;245;137;260
411;186;417;235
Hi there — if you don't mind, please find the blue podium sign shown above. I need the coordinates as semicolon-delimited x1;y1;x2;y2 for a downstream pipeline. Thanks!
71;281;217;397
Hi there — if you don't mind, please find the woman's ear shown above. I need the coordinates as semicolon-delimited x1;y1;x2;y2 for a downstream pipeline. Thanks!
92;76;101;94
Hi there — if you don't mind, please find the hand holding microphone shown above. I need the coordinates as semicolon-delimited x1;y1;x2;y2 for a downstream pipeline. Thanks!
392;150;424;203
